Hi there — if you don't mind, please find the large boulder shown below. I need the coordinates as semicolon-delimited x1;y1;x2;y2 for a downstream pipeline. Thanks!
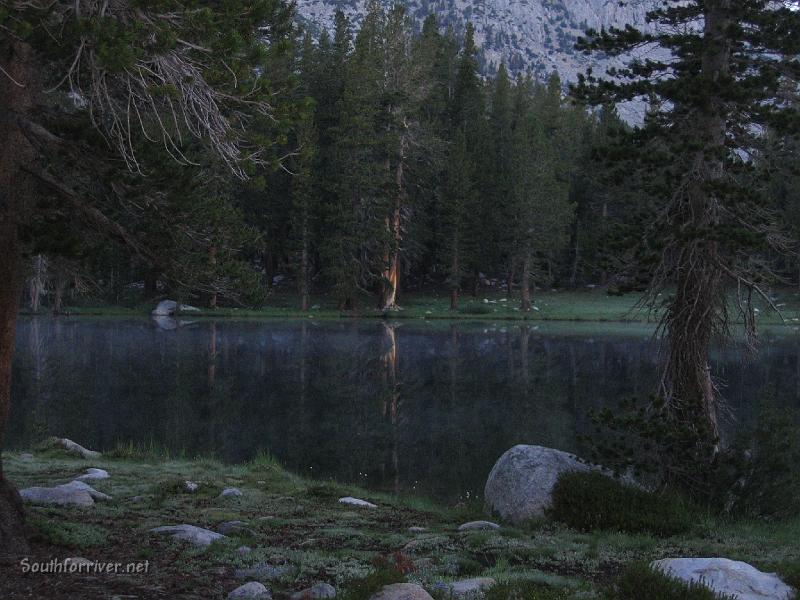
484;445;594;524
652;558;796;600
369;583;433;600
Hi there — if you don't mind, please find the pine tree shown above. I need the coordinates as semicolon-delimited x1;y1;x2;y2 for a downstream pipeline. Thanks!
0;0;296;552
574;0;800;470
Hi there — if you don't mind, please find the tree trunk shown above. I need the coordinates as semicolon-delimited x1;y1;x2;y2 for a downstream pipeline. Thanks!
299;214;310;311
29;255;45;313
662;0;730;447
450;235;460;311
520;252;532;311
0;38;37;555
380;143;405;311
208;245;217;309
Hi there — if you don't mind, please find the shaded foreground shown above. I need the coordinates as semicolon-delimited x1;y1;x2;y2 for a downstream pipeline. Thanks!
1;447;799;599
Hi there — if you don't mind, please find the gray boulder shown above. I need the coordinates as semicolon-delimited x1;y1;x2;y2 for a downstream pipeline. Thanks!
220;487;243;498
369;583;434;600
152;300;200;316
228;582;272;599
20;485;94;507
185;481;199;492
77;468;109;481
152;300;178;316
20;480;111;506
50;437;101;459
484;445;594;523
150;524;225;547
652;558;796;600
458;521;499;532
338;496;377;508
290;582;337;599
218;521;256;536
60;480;111;501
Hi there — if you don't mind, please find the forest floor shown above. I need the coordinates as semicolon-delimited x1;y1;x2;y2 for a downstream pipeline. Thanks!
2;445;799;599
28;287;800;326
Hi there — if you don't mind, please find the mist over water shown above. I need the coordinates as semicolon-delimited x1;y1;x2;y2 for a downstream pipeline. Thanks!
9;317;800;501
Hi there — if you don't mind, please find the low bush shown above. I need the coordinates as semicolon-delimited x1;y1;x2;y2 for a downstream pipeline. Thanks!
548;471;693;536
483;582;577;600
605;563;735;600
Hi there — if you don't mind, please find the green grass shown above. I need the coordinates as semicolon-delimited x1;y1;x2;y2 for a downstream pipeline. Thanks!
4;448;799;599
22;286;800;327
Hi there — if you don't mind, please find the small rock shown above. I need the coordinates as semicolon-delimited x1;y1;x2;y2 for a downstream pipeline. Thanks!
77;468;109;481
218;521;256;536
228;582;272;600
408;526;427;534
651;557;796;600
19;453;34;461
221;487;243;498
237;546;253;556
290;582;337;599
50;437;101;460
129;495;145;503
369;583;433;600
150;524;225;547
234;563;296;581
152;300;177;316
338;496;377;508
458;521;499;532
184;481;199;492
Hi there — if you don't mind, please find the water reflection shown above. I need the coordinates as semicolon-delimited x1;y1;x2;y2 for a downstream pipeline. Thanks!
9;318;800;500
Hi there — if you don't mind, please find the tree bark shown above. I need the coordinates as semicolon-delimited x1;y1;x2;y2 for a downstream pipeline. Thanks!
662;0;730;446
0;38;37;555
380;142;405;311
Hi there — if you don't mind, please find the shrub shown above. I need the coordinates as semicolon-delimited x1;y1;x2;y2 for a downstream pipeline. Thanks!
548;472;693;536
720;408;800;519
606;563;736;600
484;582;577;600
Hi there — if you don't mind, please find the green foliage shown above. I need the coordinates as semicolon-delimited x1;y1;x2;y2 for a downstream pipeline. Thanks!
605;563;736;600
484;582;577;600
720;408;800;519
30;517;108;548
549;472;693;536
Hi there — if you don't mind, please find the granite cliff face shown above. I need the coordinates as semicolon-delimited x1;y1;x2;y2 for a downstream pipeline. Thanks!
295;0;654;82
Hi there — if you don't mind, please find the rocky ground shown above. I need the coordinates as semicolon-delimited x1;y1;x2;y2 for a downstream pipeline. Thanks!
1;442;798;599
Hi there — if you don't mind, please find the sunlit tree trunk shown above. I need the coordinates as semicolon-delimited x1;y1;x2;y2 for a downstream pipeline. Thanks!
0;38;36;555
380;142;405;311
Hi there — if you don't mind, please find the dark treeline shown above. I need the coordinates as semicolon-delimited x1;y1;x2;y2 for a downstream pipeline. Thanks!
19;2;664;313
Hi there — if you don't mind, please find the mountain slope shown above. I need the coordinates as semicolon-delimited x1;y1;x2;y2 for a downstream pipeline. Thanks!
295;0;653;83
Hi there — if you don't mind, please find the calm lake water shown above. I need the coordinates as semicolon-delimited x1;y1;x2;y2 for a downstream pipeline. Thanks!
9;317;800;501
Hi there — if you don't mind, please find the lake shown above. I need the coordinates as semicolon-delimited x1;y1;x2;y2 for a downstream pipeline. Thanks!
9;317;800;501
